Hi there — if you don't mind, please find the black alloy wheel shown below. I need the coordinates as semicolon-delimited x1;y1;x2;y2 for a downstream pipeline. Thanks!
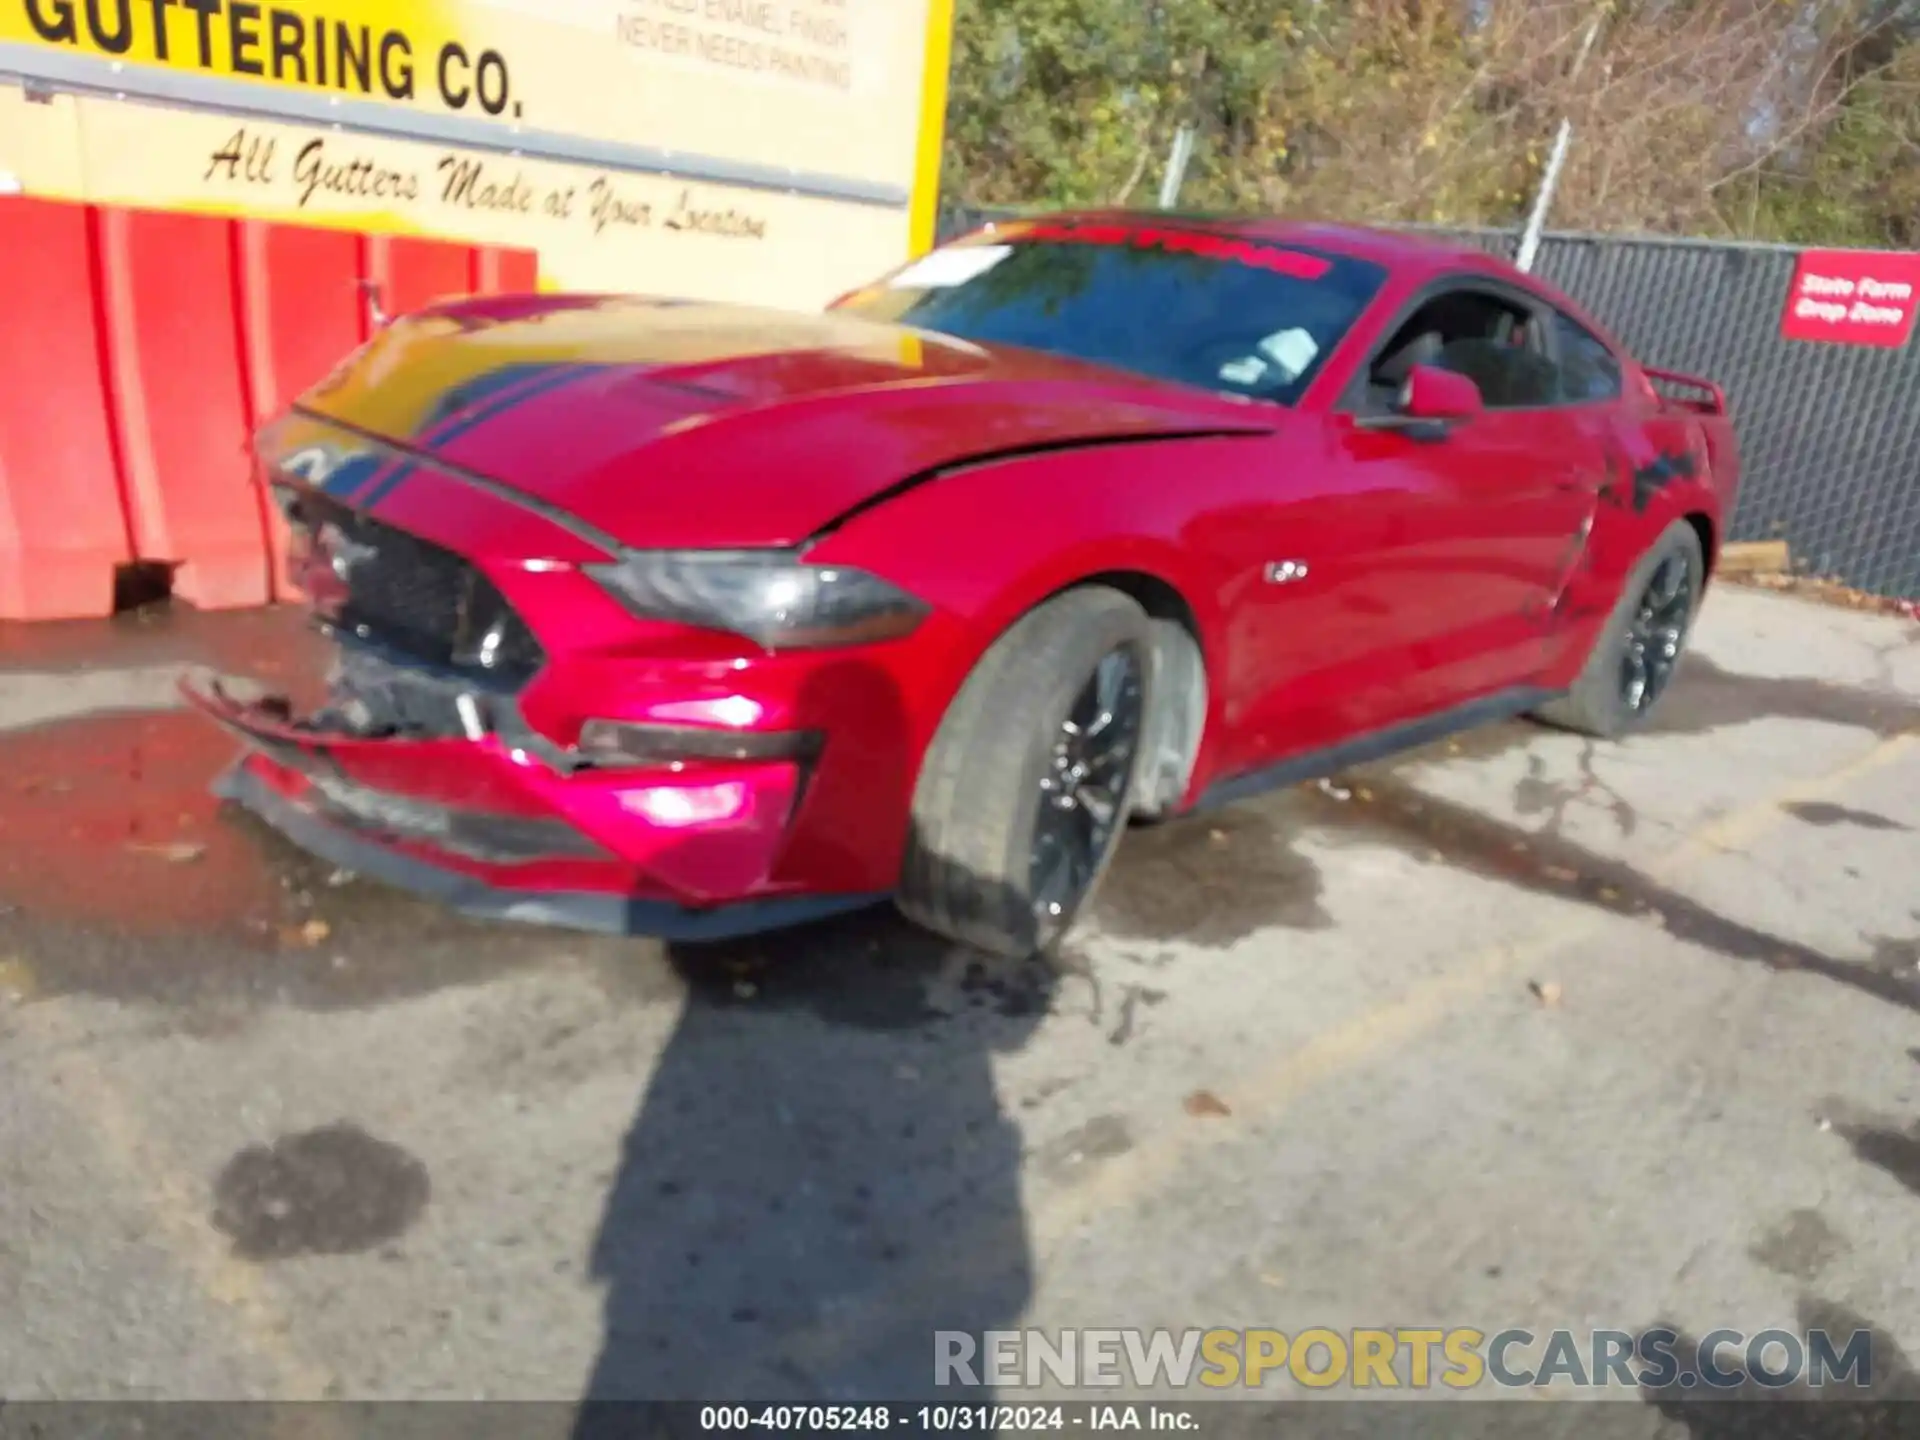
1619;550;1694;715
898;585;1157;959
1028;645;1146;938
1530;518;1707;739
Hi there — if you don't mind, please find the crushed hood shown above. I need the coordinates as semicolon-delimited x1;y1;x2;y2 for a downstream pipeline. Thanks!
277;295;1275;549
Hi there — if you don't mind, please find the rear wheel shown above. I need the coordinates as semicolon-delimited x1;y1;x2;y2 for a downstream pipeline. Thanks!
1534;519;1705;738
898;587;1153;958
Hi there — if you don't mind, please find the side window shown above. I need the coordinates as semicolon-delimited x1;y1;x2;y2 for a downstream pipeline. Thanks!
1552;311;1622;402
1360;286;1560;411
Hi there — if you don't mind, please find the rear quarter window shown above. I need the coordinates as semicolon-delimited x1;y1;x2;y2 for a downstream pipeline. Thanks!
1553;311;1623;402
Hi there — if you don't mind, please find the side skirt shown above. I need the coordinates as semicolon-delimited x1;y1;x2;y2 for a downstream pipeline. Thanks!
1190;685;1563;814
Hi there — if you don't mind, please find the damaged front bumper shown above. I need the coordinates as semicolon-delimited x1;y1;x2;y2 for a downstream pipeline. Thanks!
183;655;883;941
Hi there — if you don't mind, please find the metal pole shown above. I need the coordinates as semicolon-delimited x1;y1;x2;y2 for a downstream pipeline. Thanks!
1516;121;1572;273
1515;16;1601;273
1158;125;1196;210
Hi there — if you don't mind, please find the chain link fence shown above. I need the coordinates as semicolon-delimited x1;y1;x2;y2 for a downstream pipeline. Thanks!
937;208;1919;600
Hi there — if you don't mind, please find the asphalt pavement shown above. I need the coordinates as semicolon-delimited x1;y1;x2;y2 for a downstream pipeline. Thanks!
0;583;1916;1433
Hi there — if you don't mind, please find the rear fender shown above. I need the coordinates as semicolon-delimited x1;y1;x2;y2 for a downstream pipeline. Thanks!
1543;410;1725;689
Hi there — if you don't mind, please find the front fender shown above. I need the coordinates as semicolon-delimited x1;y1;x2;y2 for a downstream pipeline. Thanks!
804;434;1269;762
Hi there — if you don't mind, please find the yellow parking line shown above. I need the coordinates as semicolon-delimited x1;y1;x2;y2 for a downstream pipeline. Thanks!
1683;732;1914;856
787;727;1918;1371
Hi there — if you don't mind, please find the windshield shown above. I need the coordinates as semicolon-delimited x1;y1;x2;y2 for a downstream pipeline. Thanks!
834;222;1389;407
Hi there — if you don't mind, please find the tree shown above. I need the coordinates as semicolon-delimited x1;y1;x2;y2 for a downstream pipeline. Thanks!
941;0;1920;245
1747;8;1920;245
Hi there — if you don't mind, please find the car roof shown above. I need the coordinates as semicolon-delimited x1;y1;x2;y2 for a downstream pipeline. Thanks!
983;208;1517;280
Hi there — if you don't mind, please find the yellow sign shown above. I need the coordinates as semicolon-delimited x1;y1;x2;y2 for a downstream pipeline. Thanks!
0;0;952;304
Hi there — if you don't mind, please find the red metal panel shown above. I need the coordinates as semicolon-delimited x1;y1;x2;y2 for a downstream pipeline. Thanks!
96;206;272;609
237;220;363;601
365;233;476;320
0;197;135;620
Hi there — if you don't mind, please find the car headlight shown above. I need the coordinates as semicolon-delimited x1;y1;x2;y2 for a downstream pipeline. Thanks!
584;550;930;650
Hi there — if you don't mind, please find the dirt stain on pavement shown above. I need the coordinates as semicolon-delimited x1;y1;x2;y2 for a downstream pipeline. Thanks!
1094;800;1331;948
1748;1208;1850;1282
1258;658;1920;1014
0;709;294;933
1033;1114;1134;1182
1513;743;1640;838
1783;801;1911;832
1065;654;1915;977
211;1122;431;1262
0;649;659;1013
1650;654;1920;738
668;908;966;1034
0;711;656;1013
0;607;662;1012
1106;982;1166;1046
0;783;653;1014
0;606;333;941
1831;1112;1920;1200
1303;767;1920;1016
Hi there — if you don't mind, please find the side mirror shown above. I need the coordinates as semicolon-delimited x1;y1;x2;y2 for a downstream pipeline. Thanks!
1355;363;1483;437
1400;364;1483;421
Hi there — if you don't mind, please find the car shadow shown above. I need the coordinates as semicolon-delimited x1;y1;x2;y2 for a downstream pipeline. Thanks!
574;658;1053;1417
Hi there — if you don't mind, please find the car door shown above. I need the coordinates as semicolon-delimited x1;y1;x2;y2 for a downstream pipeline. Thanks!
1211;422;1440;779
1328;278;1607;720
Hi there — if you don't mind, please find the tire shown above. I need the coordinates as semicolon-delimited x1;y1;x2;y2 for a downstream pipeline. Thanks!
898;586;1154;959
1533;518;1706;739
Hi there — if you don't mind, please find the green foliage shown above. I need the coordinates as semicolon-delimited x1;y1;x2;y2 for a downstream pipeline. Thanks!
943;0;1306;209
1747;39;1920;246
941;0;1920;246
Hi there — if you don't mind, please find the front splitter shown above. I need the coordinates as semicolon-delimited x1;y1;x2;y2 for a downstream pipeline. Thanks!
215;761;887;943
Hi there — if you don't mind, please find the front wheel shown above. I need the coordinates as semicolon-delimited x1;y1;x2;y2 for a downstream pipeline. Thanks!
898;587;1153;959
1533;519;1705;738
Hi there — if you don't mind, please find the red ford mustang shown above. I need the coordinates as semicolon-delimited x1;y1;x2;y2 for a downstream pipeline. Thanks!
185;212;1739;957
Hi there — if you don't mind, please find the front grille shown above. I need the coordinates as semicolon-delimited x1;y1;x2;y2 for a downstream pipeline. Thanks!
281;487;545;688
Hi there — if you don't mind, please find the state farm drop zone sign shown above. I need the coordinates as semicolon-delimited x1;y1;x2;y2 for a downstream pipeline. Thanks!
1779;249;1920;348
